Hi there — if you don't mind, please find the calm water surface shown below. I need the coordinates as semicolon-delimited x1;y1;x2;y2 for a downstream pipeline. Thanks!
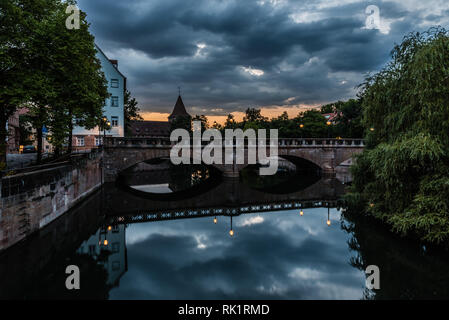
1;162;449;300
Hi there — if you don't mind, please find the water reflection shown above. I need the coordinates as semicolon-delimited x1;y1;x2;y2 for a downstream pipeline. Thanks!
240;157;321;194
77;225;127;288
118;160;221;198
109;207;363;300
1;176;449;299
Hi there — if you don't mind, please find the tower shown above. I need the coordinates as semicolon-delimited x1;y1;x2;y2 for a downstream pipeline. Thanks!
168;94;191;123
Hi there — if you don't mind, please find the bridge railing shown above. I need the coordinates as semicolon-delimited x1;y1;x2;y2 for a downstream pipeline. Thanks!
278;138;364;147
104;137;365;148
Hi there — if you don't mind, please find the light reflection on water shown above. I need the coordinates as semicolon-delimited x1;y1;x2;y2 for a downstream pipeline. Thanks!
107;208;365;300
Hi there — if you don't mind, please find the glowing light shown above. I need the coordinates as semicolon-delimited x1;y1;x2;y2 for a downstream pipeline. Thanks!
103;240;108;246
370;128;375;132
108;226;112;231
369;203;375;208
327;121;332;126
214;217;217;224
300;124;304;128
229;229;234;237
327;219;331;226
300;210;304;216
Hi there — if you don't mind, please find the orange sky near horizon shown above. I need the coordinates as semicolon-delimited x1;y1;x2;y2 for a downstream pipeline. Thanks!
141;104;321;125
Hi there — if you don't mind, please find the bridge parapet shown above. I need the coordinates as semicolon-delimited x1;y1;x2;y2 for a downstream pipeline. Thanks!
104;137;364;148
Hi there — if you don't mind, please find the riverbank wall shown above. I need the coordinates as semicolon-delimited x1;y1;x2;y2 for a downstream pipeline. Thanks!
0;151;102;251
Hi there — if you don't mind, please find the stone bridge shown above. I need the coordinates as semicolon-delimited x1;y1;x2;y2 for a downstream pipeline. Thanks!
103;137;364;182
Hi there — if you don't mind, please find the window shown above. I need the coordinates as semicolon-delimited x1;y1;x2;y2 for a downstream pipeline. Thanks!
112;242;120;253
111;116;119;127
95;136;103;146
111;79;119;88
76;137;85;147
111;96;119;107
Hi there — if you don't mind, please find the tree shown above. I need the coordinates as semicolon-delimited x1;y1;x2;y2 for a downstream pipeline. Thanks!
192;115;209;132
211;121;223;131
350;27;449;244
333;99;364;138
243;108;268;125
270;111;298;137
1;0;108;163
124;90;143;136
170;115;192;133
224;114;237;129
0;0;60;169
46;1;108;155
320;102;341;114
295;110;327;138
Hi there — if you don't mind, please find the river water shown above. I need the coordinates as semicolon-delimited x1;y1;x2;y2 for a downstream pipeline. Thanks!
1;162;448;300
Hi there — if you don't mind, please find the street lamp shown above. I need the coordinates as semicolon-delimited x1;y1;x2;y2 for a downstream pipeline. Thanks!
327;207;331;226
326;120;332;140
229;216;234;237
104;120;111;144
299;124;304;138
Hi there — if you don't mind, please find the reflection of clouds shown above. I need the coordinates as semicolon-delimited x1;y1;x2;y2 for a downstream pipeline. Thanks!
194;235;208;250
289;267;324;280
110;208;365;300
237;216;264;227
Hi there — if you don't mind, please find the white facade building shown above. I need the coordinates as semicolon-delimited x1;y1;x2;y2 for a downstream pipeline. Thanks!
72;44;126;150
77;224;127;287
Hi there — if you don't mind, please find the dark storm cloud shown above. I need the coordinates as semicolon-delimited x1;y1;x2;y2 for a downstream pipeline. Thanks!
77;0;449;115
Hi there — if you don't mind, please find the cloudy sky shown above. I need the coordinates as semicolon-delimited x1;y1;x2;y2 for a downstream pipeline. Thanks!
77;0;449;123
109;208;367;299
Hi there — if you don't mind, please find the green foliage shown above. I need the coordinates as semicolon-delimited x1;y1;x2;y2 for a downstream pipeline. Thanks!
351;27;449;244
333;99;364;138
0;0;108;161
0;0;61;167
124;90;143;136
243;108;268;124
295;109;328;137
224;114;237;130
192;115;209;132
170;115;192;132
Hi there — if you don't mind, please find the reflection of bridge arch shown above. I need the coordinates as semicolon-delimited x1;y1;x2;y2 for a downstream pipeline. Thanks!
104;177;346;221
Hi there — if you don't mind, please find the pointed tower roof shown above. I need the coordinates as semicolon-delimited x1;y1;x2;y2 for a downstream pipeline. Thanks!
169;95;190;119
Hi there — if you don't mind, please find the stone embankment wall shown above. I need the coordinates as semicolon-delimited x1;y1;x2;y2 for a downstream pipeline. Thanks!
0;151;101;251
